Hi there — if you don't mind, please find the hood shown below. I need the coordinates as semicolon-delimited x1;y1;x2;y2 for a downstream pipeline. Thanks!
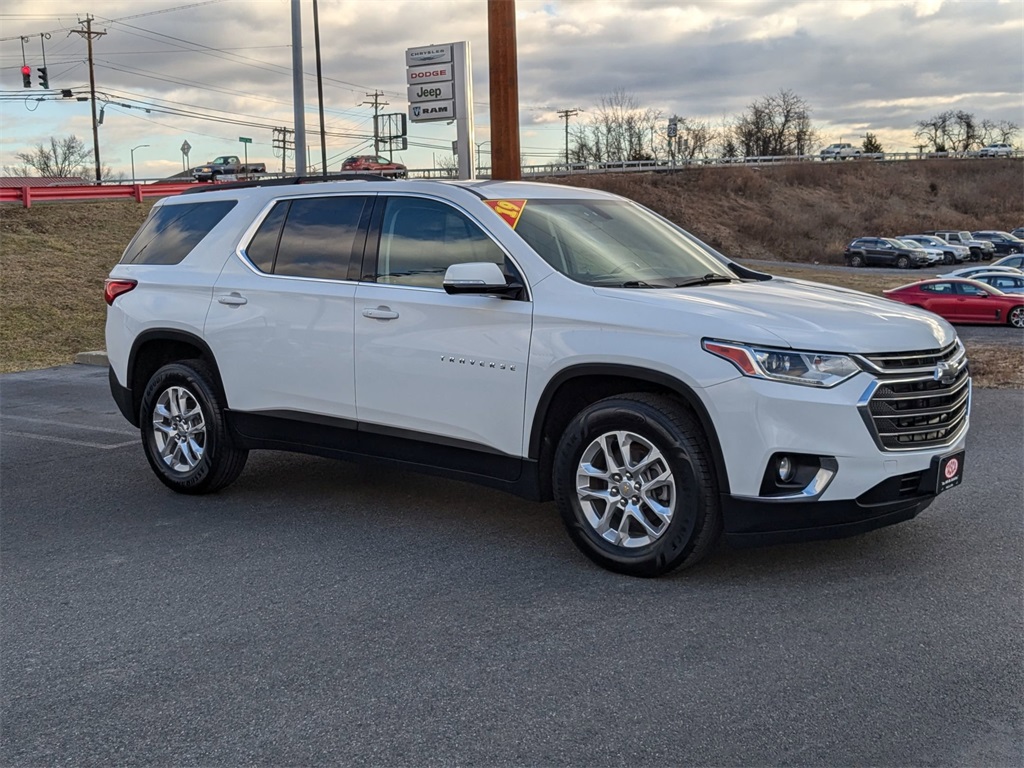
599;277;956;353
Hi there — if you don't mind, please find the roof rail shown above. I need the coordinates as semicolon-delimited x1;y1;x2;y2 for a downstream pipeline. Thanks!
177;173;396;195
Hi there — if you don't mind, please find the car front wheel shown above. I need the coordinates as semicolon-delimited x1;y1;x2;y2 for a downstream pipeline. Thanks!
896;255;911;269
553;394;722;577
140;361;248;494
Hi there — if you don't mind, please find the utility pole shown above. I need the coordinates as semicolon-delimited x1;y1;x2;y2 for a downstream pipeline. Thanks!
556;108;580;168
488;0;521;180
273;127;295;173
70;16;106;183
312;0;327;176
362;91;389;155
290;0;306;176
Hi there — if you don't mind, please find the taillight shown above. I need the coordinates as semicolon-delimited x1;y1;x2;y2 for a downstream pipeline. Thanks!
104;278;137;305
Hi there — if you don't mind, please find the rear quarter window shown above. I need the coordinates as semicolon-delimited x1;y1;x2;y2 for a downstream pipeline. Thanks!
121;200;237;265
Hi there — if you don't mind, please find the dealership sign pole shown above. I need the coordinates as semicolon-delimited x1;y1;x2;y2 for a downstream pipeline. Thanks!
406;42;475;180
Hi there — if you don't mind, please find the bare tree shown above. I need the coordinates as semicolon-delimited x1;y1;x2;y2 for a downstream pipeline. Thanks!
673;117;718;160
571;90;662;163
915;111;951;152
980;118;1020;146
14;135;93;177
731;89;817;157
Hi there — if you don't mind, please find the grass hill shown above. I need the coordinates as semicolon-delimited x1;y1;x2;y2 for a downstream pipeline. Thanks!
1;159;1021;383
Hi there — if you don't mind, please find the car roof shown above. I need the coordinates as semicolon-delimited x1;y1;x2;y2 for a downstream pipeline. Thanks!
169;178;623;205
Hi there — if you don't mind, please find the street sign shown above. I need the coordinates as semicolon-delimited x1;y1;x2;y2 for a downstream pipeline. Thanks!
238;136;252;144
667;122;678;138
180;140;191;156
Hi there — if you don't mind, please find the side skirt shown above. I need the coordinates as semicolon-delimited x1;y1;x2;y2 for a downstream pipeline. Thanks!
226;410;544;501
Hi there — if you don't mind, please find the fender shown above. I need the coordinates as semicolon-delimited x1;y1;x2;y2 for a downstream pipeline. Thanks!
528;363;731;494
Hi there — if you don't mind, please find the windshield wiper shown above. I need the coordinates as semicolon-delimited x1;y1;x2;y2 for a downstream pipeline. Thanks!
673;273;736;287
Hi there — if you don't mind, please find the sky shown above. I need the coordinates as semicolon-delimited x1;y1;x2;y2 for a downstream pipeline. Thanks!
1;0;1022;180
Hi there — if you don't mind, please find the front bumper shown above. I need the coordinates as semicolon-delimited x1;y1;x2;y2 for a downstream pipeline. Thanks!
721;461;947;546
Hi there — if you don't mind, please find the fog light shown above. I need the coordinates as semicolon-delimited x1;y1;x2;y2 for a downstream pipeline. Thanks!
777;455;795;483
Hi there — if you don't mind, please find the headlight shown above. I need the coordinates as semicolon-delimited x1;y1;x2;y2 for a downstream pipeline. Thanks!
702;340;862;388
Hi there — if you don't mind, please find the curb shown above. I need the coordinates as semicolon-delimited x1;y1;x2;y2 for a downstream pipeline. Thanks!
75;351;109;367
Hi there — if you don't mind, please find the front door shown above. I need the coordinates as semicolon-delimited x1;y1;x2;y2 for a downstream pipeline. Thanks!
353;196;532;474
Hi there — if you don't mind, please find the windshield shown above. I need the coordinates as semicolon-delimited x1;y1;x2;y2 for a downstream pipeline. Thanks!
512;199;736;287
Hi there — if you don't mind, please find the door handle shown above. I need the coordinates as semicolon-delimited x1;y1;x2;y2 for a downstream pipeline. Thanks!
362;306;399;320
217;293;248;306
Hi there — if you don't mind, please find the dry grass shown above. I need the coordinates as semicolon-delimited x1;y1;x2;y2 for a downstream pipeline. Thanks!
1;162;1021;387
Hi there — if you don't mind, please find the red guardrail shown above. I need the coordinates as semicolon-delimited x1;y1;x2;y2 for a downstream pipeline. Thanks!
0;182;202;208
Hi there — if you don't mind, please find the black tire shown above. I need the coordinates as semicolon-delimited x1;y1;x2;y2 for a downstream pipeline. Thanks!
139;361;248;494
1009;306;1024;329
849;253;865;268
552;393;722;577
943;252;954;265
970;248;981;262
896;255;911;269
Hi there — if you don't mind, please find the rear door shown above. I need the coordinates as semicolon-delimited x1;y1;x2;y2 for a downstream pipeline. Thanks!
205;193;372;419
352;195;532;474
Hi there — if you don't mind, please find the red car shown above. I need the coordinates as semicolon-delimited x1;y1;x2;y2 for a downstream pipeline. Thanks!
340;154;406;177
883;278;1024;327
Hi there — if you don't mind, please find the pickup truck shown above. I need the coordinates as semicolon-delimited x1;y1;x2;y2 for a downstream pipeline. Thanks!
192;156;267;182
820;143;861;160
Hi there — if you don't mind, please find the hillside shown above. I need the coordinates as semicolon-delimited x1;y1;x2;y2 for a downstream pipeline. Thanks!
547;158;1024;263
1;159;1022;379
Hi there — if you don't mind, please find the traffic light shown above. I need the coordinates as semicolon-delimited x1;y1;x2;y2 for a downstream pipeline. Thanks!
38;66;49;89
21;65;31;88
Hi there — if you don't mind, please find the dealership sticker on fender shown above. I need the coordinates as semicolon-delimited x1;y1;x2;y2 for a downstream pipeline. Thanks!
936;450;965;494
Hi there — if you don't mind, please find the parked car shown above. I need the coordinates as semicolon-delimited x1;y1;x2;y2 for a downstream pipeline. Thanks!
961;272;1024;294
923;231;995;261
820;143;860;160
1011;227;1024;240
103;178;970;577
883;279;1024;327
977;143;1013;158
939;265;1023;279
340;155;407;177
970;231;1024;256
896;239;944;266
992;254;1024;270
844;237;929;268
899;234;969;265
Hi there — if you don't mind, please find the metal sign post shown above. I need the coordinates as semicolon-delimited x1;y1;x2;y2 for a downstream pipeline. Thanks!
239;136;251;168
180;139;191;173
406;42;475;179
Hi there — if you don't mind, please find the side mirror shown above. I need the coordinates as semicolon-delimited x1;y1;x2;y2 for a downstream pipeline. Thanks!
443;262;523;299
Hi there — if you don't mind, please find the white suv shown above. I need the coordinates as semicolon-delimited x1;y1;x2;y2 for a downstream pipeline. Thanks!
105;178;970;576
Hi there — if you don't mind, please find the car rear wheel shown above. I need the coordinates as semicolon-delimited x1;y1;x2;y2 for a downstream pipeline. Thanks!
1009;307;1024;328
943;253;954;265
553;393;722;577
896;255;910;269
849;254;865;268
970;248;981;262
140;361;248;494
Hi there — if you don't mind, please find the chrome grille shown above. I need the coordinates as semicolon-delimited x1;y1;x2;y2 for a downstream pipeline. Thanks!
857;339;965;374
860;365;971;451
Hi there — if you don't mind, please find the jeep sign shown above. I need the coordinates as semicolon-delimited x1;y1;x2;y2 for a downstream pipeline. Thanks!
408;81;454;103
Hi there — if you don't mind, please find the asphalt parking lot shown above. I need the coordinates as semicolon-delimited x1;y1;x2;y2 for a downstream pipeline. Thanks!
1;365;1022;767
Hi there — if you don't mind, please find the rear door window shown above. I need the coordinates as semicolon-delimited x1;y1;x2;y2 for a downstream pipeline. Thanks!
243;196;370;280
121;200;237;265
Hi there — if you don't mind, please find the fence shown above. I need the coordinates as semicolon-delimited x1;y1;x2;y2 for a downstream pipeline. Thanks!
2;151;1020;207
